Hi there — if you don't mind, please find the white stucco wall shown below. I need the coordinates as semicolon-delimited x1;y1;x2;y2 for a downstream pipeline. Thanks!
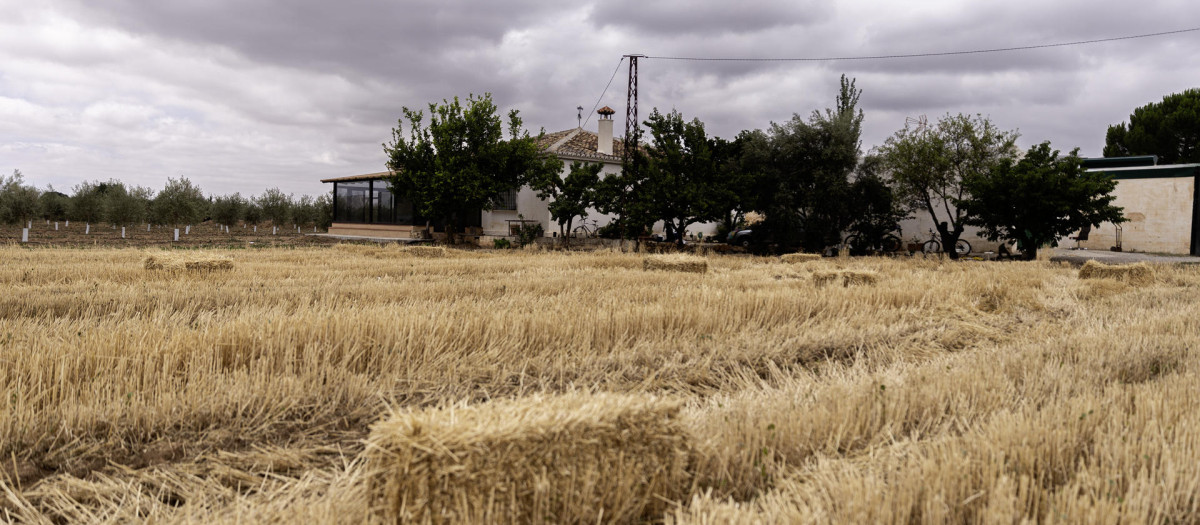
896;208;1003;254
481;160;719;239
1078;176;1194;255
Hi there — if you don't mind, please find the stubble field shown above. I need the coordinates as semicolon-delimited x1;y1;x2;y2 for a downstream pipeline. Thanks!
2;243;1199;523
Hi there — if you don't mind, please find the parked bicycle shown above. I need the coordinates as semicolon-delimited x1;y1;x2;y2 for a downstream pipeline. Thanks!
841;231;903;256
921;228;971;256
571;218;599;239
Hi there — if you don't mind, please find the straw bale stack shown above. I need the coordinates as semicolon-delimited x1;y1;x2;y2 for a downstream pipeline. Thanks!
366;393;691;524
781;253;821;264
1078;260;1155;285
644;254;708;273
144;252;234;272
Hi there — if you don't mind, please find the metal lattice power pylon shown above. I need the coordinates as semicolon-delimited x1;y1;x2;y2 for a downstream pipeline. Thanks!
623;54;644;154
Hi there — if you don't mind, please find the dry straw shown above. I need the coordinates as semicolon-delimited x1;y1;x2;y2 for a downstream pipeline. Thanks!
366;393;691;524
332;243;449;259
143;252;234;271
644;254;708;273
397;246;448;258
1078;260;1155;285
812;269;879;287
781;253;821;264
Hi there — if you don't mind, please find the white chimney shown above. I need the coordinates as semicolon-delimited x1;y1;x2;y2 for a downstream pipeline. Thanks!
597;106;615;156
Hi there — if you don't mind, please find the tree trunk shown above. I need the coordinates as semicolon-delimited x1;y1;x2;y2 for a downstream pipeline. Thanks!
935;221;964;260
562;218;573;248
1018;236;1038;261
446;213;458;245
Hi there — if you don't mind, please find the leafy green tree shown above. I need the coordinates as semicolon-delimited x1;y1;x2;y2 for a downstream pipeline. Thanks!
256;188;293;227
962;141;1125;260
69;181;107;223
0;170;40;225
530;160;602;245
844;155;909;251
594;149;655;242
37;187;69;221
314;194;333;230
639;108;736;245
151;177;207;227
211;193;246;228
745;75;863;252
242;202;264;227
384;93;563;242
291;195;319;228
104;182;152;226
1105;88;1200;164
712;133;755;238
879;113;1018;259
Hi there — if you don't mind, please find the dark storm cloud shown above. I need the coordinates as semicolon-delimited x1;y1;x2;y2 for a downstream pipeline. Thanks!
64;0;564;73
590;0;835;35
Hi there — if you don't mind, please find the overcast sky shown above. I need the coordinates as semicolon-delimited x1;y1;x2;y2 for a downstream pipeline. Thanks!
2;0;1198;198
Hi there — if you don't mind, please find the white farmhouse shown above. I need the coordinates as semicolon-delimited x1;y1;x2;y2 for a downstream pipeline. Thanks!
322;107;718;242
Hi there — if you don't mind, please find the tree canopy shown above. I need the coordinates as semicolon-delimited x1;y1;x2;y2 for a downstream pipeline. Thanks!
638;108;736;244
743;75;864;252
150;177;207;227
961;141;1125;260
531;160;602;244
0;170;40;225
879;113;1018;259
384;93;562;241
1105;88;1200;164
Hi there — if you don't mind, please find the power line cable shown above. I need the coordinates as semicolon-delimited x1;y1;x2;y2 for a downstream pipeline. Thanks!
645;26;1200;62
582;56;626;129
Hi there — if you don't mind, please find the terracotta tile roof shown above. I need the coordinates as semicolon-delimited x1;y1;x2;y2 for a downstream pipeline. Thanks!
536;128;626;163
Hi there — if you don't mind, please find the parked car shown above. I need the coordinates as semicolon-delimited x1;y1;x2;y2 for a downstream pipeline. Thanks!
727;229;754;248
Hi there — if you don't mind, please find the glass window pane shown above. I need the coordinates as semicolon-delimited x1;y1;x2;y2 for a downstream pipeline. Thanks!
335;181;369;223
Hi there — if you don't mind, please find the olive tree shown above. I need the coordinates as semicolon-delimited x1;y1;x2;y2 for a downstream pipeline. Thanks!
0;170;40;225
150;177;208;227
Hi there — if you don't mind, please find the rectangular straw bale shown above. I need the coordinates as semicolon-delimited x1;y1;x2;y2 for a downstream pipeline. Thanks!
840;269;879;286
781;253;822;264
395;245;447;258
811;270;841;287
643;254;708;273
366;393;691;524
811;269;879;287
1078;260;1154;286
143;252;234;271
